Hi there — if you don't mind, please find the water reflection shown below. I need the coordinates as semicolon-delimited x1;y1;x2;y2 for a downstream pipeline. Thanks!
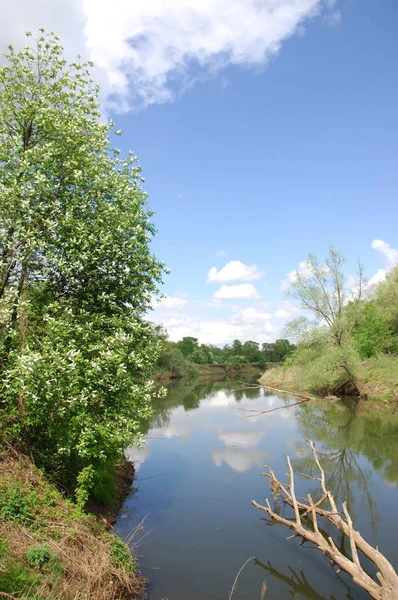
217;430;263;447
292;400;398;539
120;379;398;600
255;559;355;600
212;448;267;473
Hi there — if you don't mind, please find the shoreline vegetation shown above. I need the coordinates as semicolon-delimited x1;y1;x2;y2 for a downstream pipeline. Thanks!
260;355;398;410
256;246;398;412
0;451;145;599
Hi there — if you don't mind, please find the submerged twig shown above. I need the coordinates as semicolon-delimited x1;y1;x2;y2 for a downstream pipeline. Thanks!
228;556;255;600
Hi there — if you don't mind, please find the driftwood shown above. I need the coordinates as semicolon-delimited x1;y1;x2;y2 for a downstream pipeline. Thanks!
232;398;309;417
259;384;319;402
252;441;398;600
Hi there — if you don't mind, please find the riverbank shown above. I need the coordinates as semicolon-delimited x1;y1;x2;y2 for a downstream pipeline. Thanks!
260;354;398;409
0;451;144;599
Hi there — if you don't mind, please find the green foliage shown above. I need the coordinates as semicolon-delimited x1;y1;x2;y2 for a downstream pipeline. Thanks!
375;265;398;334
262;338;295;363
297;338;360;392
0;537;9;557
0;484;38;524
287;245;364;347
108;536;136;572
75;465;95;511
351;301;394;358
156;339;196;378
157;335;295;376
25;545;57;570
89;461;117;507
0;557;38;595
0;31;164;497
175;336;200;357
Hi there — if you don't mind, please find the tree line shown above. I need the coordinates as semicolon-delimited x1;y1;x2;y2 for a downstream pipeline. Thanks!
155;333;296;377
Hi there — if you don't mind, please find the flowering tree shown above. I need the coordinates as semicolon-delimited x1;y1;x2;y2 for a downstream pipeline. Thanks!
0;31;164;502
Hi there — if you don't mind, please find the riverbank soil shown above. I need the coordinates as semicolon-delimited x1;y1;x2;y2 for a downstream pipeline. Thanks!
0;451;145;599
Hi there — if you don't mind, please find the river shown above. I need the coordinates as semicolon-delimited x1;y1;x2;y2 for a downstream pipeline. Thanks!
116;379;398;599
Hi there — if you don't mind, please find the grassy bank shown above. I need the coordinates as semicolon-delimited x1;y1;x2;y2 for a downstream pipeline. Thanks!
260;354;398;407
0;451;144;599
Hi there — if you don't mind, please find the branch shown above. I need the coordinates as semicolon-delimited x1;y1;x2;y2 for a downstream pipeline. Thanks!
252;441;398;600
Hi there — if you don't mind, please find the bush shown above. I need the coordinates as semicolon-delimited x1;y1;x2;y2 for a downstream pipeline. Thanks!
0;485;38;524
289;332;360;393
25;545;57;570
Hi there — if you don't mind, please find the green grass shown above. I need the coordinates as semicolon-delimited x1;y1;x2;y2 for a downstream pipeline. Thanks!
357;354;398;403
260;354;398;406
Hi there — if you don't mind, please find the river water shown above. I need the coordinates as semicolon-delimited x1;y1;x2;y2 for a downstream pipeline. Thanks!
116;379;398;600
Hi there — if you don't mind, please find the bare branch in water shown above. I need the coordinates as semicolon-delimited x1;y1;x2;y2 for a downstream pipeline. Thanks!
228;556;255;600
252;441;398;600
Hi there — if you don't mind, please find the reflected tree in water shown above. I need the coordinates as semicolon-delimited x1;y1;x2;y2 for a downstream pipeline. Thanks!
254;558;356;600
292;400;398;539
141;378;261;433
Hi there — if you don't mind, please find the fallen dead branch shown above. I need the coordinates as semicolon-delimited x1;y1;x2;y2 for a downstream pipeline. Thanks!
260;384;320;402
252;441;398;600
232;399;309;417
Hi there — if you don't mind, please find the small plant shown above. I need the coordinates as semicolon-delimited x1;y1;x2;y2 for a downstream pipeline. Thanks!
0;558;38;594
0;537;9;557
0;485;38;523
109;536;135;572
25;545;57;570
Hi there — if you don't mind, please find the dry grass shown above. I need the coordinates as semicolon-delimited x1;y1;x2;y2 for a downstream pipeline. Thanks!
259;366;308;393
0;453;146;600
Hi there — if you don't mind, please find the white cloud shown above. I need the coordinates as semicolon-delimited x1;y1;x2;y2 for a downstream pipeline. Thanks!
235;307;272;322
218;430;263;448
280;261;312;290
153;312;274;345
207;260;263;283
125;442;151;472
2;0;339;112
0;1;87;61
215;250;228;258
214;283;260;300
274;301;301;318
367;240;398;287
156;295;187;310
212;448;266;473
368;268;387;287
371;240;398;269
83;0;337;109
232;306;274;333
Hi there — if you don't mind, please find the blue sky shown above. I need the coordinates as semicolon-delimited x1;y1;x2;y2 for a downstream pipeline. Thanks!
5;0;398;343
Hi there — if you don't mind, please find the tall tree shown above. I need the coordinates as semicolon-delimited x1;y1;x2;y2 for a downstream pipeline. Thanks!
288;246;365;347
375;265;398;335
0;31;164;500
